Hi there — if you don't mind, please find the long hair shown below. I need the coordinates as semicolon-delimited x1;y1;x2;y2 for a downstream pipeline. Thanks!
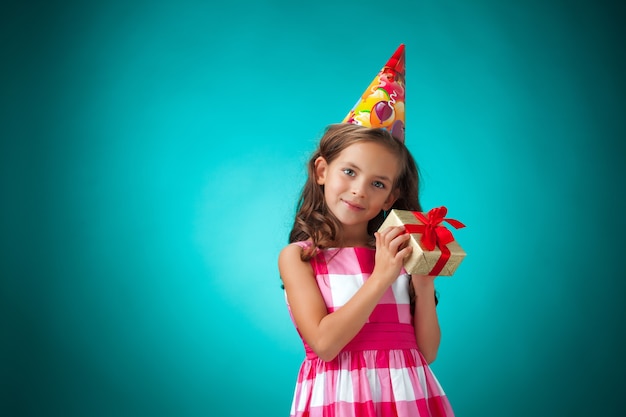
288;123;422;260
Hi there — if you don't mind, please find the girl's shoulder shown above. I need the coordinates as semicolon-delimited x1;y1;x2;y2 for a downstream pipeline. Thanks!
278;240;314;262
278;241;317;284
282;240;316;259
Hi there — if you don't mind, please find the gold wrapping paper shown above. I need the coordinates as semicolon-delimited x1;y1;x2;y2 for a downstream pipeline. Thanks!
377;209;466;276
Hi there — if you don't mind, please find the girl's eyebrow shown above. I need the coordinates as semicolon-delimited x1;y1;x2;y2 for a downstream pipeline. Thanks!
374;174;393;183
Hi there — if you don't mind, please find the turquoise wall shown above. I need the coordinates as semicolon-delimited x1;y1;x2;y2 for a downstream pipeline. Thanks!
2;0;624;416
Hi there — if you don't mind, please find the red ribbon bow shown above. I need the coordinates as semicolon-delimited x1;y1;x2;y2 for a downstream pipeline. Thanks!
404;206;465;275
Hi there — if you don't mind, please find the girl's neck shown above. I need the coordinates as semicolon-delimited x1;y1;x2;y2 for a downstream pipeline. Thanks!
337;240;371;248
334;227;373;248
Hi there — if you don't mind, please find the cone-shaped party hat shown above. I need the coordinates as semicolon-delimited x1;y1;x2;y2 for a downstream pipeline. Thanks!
343;44;406;142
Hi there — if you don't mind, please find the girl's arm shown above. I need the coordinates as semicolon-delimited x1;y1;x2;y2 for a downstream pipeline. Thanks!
410;274;441;364
279;226;411;362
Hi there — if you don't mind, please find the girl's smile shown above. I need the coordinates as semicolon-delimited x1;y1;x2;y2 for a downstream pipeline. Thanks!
341;199;365;211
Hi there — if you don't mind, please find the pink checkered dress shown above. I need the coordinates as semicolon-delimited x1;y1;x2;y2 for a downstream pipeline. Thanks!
285;242;454;417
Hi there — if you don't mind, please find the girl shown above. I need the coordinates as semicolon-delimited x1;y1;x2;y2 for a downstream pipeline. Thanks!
279;123;455;417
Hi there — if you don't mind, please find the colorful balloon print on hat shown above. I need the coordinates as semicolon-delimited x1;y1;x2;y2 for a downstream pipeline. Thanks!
342;44;406;143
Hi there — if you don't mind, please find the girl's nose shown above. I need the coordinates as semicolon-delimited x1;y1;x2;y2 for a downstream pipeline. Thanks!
351;181;366;197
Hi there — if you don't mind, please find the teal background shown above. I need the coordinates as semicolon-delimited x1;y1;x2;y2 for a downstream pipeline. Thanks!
2;0;625;416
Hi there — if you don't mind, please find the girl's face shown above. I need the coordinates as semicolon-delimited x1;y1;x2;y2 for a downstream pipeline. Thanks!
315;141;400;231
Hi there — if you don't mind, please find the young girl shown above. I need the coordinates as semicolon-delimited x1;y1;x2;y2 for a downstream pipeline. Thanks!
279;123;455;417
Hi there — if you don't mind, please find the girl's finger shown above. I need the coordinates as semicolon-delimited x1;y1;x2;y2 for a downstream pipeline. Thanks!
397;244;413;260
389;230;410;250
380;225;405;242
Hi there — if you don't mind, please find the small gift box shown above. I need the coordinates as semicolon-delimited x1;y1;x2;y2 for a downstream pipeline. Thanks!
377;206;466;276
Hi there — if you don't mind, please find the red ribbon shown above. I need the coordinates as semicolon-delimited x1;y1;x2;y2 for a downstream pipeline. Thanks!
403;206;465;276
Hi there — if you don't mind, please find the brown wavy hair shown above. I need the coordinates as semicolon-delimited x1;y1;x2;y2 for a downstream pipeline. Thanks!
288;123;423;258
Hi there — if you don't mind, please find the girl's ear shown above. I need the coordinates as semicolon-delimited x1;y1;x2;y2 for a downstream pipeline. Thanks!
383;188;400;211
314;156;328;185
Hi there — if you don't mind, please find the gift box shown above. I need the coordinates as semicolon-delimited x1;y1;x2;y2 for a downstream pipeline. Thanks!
377;207;466;276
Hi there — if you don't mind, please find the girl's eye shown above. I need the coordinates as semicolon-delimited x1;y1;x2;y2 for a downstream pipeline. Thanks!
373;181;385;189
342;168;355;176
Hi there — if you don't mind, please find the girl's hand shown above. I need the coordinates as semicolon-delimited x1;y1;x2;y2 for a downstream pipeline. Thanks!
373;226;412;285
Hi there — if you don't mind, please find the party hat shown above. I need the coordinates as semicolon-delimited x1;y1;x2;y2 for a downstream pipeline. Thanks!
343;44;406;142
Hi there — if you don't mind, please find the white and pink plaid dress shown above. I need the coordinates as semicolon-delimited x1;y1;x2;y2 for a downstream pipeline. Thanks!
286;242;454;417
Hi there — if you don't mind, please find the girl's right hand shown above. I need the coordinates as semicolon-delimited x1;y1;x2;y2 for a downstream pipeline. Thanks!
373;226;413;285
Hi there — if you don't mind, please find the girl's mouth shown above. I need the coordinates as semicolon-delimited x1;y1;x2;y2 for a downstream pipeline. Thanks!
342;199;364;211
